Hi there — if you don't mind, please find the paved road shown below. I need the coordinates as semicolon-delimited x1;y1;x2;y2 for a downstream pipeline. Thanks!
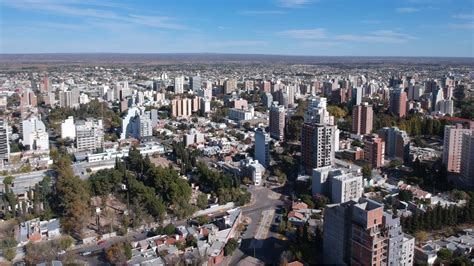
227;185;288;265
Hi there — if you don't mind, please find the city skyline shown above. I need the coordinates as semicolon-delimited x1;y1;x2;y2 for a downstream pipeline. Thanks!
1;0;473;57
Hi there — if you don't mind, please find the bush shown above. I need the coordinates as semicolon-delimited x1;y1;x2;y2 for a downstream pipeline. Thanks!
224;238;239;256
4;247;16;261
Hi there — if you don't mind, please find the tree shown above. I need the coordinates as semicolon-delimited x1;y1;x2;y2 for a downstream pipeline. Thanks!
362;164;372;179
327;105;347;119
398;190;413;202
106;242;128;264
163;224;176;235
54;156;91;236
436;248;453;261
4;247;16;262
196;194;208;209
224;238;239;256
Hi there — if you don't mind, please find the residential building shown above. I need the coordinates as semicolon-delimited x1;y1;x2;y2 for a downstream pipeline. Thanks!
378;127;410;161
184;128;205;147
174;76;184;94
390;88;407;118
22;116;49;151
254;128;270;168
301;123;336;174
138;113;153;138
60;116;76;139
76;119;104;151
269;102;285;141
190;76;201;92
443;124;473;173
312;166;363;204
460;133;474;187
228;106;254;121
224;79;237;94
352;102;373;135
241;158;264;186
364;134;385;168
0;119;10;162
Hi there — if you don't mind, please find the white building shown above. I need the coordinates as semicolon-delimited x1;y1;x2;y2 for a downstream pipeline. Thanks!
304;96;335;125
241;158;264;186
138;113;153;138
184;128;205;146
22;117;49;151
312;166;363;204
61;116;76;139
401;235;415;266
228;106;254;121
174;76;184;94
76;119;104;151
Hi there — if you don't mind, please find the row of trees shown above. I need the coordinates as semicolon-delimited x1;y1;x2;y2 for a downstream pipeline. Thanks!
194;162;251;206
400;194;474;234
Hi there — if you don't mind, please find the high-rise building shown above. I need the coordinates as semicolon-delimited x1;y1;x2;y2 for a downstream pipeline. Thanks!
269;102;285;141
352;102;373;135
138;114;153;138
443;124;474;173
61;116;76;139
301;123;336;174
378;127;410;161
22;116;49;151
0;119;10;162
312;166;363;204
460;133;474;186
224;79;238;94
174;76;184;94
350;199;387;266
190;76;201;92
262;81;271;93
171;98;195;118
254;128;270;168
364;134;385;168
301;96;336;174
75;119;104;151
304;96;335;125
323;198;405;266
262;92;273;108
384;214;415;266
352;87;363;106
389;88;407;118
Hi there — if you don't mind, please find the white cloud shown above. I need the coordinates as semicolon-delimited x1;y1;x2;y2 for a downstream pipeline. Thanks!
278;28;326;39
2;0;187;30
395;7;419;13
279;28;417;44
452;14;474;20
276;0;311;8
335;30;417;43
239;10;286;15
448;23;474;30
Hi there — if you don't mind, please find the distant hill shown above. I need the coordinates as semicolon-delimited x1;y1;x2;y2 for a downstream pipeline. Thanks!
0;53;473;66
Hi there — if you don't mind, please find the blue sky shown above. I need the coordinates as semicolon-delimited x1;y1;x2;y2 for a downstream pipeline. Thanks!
0;0;473;56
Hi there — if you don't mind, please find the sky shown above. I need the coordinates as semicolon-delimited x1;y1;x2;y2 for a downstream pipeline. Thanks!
0;0;473;57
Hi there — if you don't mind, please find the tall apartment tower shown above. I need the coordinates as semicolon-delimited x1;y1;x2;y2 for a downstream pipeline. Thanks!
75;119;104;151
254;128;270;168
190;76;201;92
301;96;336;174
460;133;474;186
224;79;237;94
269;102;285;141
0;119;10;162
352;102;373;135
174;76;184;94
389;88;407;118
443;124;474;173
364;134;385;168
324;198;399;266
378;127;410;161
301;123;336;174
